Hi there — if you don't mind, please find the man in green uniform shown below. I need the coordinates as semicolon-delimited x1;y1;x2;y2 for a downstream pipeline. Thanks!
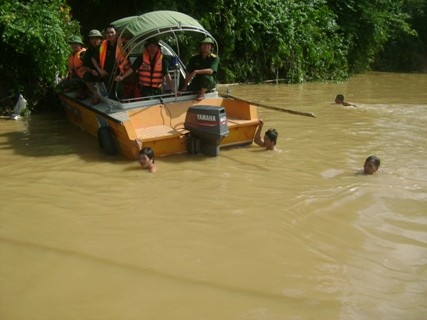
55;35;86;97
83;29;103;104
180;37;219;100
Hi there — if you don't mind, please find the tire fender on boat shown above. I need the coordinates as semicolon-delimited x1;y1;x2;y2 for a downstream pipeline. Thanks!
97;126;118;155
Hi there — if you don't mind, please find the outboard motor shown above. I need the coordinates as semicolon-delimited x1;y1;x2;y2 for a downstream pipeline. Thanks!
184;105;229;156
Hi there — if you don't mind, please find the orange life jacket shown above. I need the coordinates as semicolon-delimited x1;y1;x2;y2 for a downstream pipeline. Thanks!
138;51;164;88
99;39;129;74
68;48;86;79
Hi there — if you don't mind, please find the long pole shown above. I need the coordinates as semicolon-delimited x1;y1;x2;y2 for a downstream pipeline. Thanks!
221;94;317;118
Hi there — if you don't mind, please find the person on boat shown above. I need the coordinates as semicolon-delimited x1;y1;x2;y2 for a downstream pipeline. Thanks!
91;24;129;99
82;29;104;105
179;37;220;101
138;147;157;172
56;35;87;97
361;155;380;175
115;37;175;97
254;119;278;151
335;94;356;107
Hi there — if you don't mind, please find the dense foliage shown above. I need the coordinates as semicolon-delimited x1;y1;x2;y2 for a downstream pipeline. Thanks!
326;0;420;73
373;0;427;71
1;0;426;112
204;0;349;83
0;0;79;111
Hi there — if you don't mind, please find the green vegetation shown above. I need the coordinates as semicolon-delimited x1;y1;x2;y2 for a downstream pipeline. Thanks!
1;0;426;113
372;0;427;71
0;0;79;113
326;0;422;73
204;0;349;83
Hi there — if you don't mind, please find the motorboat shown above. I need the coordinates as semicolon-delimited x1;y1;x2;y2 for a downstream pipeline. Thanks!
59;10;259;159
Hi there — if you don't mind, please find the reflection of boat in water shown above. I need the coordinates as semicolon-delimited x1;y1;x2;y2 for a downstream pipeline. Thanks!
59;10;259;159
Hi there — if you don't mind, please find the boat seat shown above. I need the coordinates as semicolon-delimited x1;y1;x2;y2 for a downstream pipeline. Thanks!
135;125;182;142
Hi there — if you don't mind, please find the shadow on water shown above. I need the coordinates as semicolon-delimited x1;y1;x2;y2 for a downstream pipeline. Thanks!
0;111;128;164
0;109;266;168
156;145;268;168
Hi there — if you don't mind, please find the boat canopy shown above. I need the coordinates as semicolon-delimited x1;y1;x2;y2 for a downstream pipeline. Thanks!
112;10;211;41
111;10;217;62
107;11;217;101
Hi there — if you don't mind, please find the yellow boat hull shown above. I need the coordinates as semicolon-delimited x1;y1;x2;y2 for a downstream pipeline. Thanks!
59;93;259;160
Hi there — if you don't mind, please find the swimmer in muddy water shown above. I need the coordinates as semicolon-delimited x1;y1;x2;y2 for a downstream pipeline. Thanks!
360;155;380;175
334;94;356;107
254;119;279;151
138;147;157;173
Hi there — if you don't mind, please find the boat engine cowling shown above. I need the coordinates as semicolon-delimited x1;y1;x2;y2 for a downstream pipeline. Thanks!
184;105;229;156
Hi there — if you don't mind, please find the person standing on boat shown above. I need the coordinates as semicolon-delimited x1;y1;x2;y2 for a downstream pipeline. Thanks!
180;37;220;101
254;119;278;151
82;29;103;105
91;24;129;99
115;38;175;97
56;36;86;97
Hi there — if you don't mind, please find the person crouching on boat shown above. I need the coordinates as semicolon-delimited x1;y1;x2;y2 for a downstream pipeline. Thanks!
82;29;104;105
91;24;129;99
254;119;279;151
179;37;220;101
138;147;157;173
115;38;175;97
56;36;86;98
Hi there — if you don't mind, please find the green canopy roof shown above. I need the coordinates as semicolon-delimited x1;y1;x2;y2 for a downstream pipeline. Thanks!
112;10;208;39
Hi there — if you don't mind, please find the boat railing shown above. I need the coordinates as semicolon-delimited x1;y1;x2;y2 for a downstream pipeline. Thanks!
114;90;218;110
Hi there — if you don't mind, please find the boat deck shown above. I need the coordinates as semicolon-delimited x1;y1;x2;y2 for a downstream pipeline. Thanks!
136;125;183;141
64;91;220;125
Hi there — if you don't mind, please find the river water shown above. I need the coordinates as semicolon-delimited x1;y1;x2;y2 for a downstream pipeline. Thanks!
1;72;426;320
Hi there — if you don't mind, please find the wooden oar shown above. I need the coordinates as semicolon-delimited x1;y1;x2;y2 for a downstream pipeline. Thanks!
221;94;317;118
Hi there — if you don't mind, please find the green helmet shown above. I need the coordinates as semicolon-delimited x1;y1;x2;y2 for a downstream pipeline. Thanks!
68;35;84;45
200;37;214;45
87;29;103;38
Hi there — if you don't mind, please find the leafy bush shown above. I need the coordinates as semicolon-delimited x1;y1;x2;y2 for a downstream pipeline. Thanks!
182;0;349;83
326;0;416;73
0;0;79;112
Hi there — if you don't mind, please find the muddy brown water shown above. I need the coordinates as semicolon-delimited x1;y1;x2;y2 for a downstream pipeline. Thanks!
1;72;426;319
